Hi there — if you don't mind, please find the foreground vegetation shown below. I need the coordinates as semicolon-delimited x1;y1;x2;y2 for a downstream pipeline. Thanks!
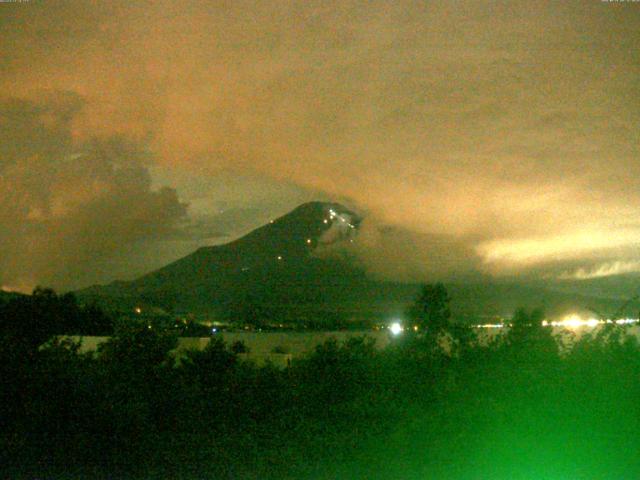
2;288;640;479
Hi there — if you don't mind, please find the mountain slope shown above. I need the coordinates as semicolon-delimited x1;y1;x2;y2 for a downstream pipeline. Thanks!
134;201;361;288
77;201;640;324
78;202;389;322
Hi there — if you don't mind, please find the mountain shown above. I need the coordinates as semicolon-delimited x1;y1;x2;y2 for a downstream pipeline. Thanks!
78;201;415;325
77;201;640;325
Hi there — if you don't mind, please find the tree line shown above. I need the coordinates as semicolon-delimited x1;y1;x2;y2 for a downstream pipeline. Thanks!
1;284;640;479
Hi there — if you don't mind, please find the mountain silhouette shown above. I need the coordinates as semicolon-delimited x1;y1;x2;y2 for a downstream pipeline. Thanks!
78;201;413;325
77;201;640;325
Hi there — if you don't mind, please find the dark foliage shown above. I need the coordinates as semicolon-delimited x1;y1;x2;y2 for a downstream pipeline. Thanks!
0;288;113;349
2;287;640;479
407;282;452;334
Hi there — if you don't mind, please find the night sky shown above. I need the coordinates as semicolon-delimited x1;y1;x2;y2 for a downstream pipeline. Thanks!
1;1;639;291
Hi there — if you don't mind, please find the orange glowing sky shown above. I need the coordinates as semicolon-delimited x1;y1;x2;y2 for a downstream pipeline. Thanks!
1;0;639;290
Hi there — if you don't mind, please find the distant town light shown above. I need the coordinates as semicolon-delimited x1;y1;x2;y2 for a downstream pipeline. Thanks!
543;313;639;329
473;315;639;329
277;255;283;260
390;322;403;336
547;313;599;329
134;307;142;314
615;318;638;325
561;314;584;329
306;238;312;244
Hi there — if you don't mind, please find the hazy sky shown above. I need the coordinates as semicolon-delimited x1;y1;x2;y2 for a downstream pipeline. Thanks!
1;0;639;291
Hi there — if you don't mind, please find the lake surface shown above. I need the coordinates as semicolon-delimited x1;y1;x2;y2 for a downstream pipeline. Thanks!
67;324;640;360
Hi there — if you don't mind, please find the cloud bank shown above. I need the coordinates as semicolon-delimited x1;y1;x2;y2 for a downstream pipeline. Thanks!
1;1;639;288
0;93;187;290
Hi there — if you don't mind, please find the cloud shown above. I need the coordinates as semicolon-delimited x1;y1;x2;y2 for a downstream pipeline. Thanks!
477;229;640;270
1;1;639;286
0;93;188;291
317;216;483;283
558;261;640;281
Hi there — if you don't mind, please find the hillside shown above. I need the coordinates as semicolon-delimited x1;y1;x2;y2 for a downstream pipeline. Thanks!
78;202;408;324
77;201;640;324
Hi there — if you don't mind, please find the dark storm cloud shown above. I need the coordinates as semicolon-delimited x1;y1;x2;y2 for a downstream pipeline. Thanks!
1;1;640;286
0;93;187;290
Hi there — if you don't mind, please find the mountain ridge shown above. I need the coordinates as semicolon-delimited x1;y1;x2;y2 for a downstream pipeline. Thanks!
76;201;640;323
77;201;379;322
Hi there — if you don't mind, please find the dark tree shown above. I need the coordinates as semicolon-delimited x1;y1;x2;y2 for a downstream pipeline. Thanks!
231;340;250;354
0;288;77;353
97;320;177;371
506;307;558;360
407;283;452;334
